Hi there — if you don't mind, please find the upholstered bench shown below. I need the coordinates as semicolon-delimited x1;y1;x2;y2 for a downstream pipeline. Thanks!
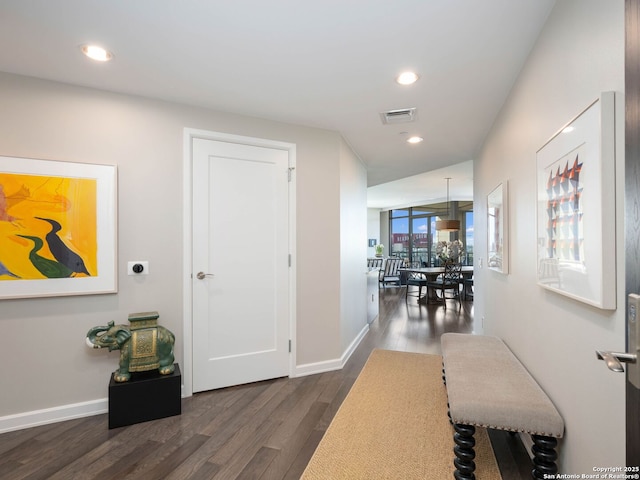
441;333;564;480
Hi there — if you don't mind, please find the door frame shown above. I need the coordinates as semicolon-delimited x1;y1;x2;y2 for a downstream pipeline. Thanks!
626;0;640;464
182;127;297;397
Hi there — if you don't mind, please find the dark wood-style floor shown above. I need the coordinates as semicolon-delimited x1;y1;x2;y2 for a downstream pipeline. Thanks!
0;286;532;479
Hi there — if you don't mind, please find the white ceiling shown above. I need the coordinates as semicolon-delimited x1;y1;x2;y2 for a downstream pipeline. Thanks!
0;0;555;206
367;160;473;210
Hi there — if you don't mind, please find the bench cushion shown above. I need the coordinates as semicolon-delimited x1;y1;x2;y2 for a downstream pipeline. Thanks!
441;333;564;438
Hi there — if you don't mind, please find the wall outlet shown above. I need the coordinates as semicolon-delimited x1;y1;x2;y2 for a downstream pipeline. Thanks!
127;261;149;275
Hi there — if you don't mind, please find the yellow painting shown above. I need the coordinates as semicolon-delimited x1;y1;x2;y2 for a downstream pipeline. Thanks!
0;172;97;280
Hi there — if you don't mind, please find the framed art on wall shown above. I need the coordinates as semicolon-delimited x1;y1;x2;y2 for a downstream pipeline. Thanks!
0;156;117;299
536;92;616;310
487;181;508;274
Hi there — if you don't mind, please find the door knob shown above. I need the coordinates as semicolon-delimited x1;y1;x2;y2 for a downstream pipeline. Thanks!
595;350;637;373
196;272;214;280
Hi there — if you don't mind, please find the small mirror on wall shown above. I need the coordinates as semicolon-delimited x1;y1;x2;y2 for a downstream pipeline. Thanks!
487;181;508;274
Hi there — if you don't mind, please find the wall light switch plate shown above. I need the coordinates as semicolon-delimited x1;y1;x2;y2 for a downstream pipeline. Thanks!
127;261;149;275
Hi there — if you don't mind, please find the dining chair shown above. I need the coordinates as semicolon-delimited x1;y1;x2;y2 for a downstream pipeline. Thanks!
367;258;384;270
426;262;462;309
405;262;427;302
462;276;474;301
379;257;404;288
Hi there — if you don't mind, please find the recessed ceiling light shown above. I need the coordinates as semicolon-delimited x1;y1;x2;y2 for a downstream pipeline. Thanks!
396;71;419;85
407;136;423;144
562;126;574;133
81;44;113;62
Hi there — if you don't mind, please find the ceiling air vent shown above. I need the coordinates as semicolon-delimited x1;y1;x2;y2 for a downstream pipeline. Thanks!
380;107;417;125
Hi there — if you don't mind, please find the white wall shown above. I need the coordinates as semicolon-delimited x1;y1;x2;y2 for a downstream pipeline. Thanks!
475;0;625;473
367;208;381;257
339;138;369;356
0;72;366;426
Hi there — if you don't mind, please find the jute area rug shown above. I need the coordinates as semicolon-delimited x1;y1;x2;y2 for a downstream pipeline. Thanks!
301;349;502;479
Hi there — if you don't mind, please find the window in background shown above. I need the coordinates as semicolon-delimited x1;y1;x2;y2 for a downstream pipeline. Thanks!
388;202;473;266
411;216;430;266
390;210;409;259
465;211;474;265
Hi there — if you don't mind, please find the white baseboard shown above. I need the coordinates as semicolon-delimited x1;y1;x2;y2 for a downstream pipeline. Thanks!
341;323;369;366
295;357;343;377
294;323;369;377
3;326;371;433
0;398;108;434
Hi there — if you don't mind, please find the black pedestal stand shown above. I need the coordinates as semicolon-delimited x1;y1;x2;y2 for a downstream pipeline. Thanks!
108;364;181;429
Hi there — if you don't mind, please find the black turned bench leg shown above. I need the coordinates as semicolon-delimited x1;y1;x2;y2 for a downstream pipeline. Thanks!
453;423;476;480
531;435;558;479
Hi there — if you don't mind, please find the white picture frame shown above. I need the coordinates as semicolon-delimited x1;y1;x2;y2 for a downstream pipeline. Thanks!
487;181;509;274
0;156;117;299
535;92;616;310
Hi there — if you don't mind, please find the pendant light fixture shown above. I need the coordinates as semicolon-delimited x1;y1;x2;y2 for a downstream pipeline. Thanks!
435;177;461;232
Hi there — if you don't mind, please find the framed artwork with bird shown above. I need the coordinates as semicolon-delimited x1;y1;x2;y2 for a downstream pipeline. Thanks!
0;156;117;298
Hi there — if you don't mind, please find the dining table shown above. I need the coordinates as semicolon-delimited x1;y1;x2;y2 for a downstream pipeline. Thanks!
399;265;474;303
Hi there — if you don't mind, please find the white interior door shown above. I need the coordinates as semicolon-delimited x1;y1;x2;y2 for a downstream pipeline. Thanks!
192;137;290;392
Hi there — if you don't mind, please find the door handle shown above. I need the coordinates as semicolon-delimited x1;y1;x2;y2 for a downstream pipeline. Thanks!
595;350;637;373
595;294;640;388
196;272;214;280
